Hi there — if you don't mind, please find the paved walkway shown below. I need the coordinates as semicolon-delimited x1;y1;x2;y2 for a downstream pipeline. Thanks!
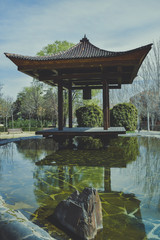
0;131;37;139
0;132;42;145
122;130;160;138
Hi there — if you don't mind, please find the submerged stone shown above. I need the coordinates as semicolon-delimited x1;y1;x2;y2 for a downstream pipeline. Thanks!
49;187;103;240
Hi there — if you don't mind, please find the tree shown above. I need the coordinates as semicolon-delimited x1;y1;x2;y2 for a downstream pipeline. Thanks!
109;38;160;131
110;103;138;131
130;38;160;131
17;80;44;130
0;96;13;129
43;88;58;125
37;41;75;56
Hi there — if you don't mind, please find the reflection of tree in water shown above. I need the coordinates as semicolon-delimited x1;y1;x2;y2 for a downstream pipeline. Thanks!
133;137;160;212
32;136;146;239
0;143;15;175
36;137;139;167
15;138;58;162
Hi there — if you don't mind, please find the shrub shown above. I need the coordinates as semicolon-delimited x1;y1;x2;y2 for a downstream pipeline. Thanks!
8;119;52;131
76;104;103;127
110;103;138;131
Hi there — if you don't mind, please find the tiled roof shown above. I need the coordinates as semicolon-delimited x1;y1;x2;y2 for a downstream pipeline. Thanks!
5;36;152;61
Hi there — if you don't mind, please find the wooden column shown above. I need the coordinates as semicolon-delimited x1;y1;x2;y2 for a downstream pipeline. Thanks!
58;80;63;130
108;88;110;127
68;83;72;128
103;79;109;130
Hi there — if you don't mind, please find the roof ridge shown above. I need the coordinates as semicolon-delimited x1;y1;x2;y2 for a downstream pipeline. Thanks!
4;40;152;61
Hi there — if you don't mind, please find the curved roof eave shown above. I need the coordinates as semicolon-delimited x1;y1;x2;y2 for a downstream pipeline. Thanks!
4;36;152;66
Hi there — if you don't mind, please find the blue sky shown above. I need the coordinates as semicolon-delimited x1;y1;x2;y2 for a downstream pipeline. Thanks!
1;0;160;99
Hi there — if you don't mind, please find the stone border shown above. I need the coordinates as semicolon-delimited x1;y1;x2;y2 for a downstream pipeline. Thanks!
0;196;55;240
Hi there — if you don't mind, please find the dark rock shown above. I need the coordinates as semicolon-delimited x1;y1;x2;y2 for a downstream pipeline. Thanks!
49;188;103;240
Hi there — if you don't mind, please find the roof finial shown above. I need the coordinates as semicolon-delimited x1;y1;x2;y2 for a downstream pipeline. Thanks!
80;34;89;43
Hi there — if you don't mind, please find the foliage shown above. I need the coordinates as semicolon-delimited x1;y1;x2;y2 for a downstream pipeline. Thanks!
18;80;44;119
37;40;75;56
76;104;103;127
0;96;13;127
76;136;103;149
43;88;58;124
8;119;51;131
110;103;138;131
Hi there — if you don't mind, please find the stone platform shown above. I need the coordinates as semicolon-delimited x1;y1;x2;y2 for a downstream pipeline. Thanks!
36;127;126;138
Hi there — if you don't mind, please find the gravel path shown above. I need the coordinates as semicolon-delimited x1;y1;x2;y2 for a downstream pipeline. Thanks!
0;132;43;145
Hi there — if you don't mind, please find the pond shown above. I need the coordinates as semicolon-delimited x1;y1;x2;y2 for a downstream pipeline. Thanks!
0;136;160;240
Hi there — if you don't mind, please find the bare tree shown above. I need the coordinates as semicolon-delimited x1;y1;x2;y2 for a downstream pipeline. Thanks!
112;38;160;131
136;38;160;130
0;96;13;129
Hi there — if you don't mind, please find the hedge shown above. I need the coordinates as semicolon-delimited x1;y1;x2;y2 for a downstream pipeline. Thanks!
110;103;138;131
76;104;103;127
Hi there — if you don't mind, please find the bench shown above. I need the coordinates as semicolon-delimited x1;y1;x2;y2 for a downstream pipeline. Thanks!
8;128;23;134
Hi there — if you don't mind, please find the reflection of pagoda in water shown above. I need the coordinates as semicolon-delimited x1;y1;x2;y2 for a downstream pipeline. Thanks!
32;137;146;239
35;137;139;192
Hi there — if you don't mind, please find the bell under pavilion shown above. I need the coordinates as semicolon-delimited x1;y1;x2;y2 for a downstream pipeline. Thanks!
5;36;152;138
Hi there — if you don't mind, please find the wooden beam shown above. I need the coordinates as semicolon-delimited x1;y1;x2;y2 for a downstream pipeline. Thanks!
58;80;63;130
38;71;132;82
18;59;138;72
8;44;151;76
103;79;109;130
72;86;102;90
71;84;121;90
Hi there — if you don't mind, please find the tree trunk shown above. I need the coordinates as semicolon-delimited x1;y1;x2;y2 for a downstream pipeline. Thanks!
41;117;43;128
137;114;140;131
29;114;31;132
12;113;14;128
147;111;150;131
3;117;5;132
151;115;155;130
5;116;8;128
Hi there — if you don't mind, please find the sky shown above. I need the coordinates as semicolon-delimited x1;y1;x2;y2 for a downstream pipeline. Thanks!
1;0;160;100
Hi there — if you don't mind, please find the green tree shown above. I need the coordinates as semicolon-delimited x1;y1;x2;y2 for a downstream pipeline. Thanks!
43;88;58;125
37;40;75;56
110;103;138;131
16;80;44;130
0;96;13;129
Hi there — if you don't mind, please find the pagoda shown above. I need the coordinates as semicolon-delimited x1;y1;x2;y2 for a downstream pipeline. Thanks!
5;36;152;136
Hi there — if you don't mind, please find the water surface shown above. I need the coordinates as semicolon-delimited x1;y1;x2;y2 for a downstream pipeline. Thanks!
0;136;159;240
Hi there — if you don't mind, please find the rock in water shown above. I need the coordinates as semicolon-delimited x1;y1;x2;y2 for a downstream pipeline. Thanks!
49;188;103;240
